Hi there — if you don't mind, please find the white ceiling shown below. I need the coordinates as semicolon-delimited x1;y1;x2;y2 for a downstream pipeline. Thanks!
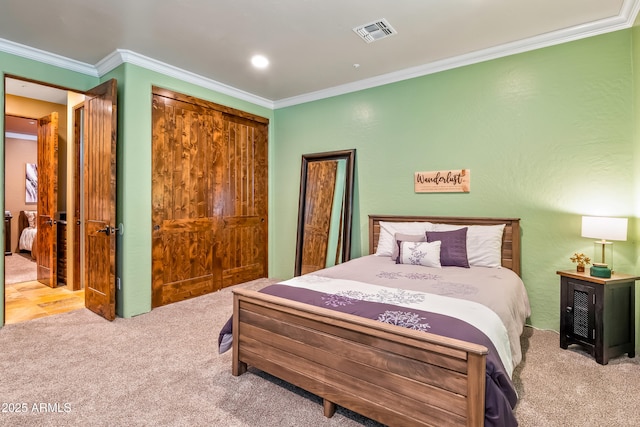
5;78;69;105
1;0;638;108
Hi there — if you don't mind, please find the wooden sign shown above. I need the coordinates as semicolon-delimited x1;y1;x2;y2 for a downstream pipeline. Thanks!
414;169;470;193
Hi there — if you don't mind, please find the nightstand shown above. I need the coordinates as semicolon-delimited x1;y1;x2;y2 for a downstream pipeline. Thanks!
4;212;12;255
557;270;638;365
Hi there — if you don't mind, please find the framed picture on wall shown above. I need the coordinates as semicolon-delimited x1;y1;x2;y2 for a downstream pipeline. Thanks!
25;163;37;204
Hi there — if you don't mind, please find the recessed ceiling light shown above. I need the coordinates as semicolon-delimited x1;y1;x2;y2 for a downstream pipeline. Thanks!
251;55;269;69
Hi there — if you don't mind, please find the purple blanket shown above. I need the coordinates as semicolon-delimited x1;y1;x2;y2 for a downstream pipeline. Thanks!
219;284;518;427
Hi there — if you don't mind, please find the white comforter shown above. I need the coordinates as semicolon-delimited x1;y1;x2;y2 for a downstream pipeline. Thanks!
297;255;531;374
18;227;36;252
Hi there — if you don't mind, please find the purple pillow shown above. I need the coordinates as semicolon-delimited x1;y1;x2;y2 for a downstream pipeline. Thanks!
426;228;470;268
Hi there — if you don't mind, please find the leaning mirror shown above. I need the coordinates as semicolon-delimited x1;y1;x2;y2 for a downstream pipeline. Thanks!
294;149;356;276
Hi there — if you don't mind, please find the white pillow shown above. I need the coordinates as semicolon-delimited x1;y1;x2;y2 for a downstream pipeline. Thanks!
432;223;506;268
375;221;435;257
391;233;426;262
25;210;37;228
397;241;442;268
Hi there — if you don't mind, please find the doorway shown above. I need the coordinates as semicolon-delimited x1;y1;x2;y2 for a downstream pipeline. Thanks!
3;78;84;323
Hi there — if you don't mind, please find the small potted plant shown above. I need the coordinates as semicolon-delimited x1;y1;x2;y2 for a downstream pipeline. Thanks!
570;252;591;272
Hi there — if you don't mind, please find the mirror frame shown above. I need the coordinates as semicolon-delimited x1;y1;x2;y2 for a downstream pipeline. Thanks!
294;149;356;276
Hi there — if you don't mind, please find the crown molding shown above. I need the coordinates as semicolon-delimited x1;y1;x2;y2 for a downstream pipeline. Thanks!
623;0;640;25
96;49;274;109
0;38;98;77
0;39;273;109
274;3;639;109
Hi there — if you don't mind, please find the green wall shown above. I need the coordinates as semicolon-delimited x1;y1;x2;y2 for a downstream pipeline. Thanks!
272;30;639;332
632;25;640;339
1;29;638;335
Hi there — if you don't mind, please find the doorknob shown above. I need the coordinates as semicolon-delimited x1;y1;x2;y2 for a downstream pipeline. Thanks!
97;225;120;236
45;219;56;226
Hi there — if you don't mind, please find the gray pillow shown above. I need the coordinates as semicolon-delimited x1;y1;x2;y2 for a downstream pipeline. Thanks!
391;233;426;261
426;228;470;268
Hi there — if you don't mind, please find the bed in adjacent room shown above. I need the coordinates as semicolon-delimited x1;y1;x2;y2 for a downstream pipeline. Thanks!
18;210;37;258
219;215;531;426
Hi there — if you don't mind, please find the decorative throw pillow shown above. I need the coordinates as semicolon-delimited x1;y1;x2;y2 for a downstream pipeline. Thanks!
426;228;470;268
391;233;426;262
375;221;435;257
396;240;441;268
433;223;506;268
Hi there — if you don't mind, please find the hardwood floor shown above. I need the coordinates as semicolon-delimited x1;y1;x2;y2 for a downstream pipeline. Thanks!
5;280;85;324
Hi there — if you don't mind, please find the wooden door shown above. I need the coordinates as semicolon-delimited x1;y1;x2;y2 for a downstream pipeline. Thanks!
83;79;118;320
36;112;59;287
151;88;269;306
72;105;82;291
300;160;337;274
221;114;268;286
151;94;224;307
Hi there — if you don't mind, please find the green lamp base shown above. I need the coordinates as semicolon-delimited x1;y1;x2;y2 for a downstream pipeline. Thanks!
590;263;611;278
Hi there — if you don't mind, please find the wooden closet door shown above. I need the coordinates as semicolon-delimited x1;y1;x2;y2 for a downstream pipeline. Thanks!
151;95;224;307
221;114;268;287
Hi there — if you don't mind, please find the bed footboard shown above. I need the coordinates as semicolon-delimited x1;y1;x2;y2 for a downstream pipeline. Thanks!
232;288;487;426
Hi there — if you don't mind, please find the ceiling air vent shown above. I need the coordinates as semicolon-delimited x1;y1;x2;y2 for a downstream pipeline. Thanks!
353;18;397;43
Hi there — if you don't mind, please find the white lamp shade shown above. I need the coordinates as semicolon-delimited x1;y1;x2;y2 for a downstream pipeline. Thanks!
581;216;628;241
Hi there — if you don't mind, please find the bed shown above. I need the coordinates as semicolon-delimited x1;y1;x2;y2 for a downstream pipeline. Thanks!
18;210;37;258
219;215;530;426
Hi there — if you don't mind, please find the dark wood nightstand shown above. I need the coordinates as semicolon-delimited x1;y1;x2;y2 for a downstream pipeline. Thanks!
557;270;638;365
4;212;12;255
57;221;67;286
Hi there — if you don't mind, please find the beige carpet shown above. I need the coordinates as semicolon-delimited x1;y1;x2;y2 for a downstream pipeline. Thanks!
4;252;37;284
513;326;640;426
0;278;638;426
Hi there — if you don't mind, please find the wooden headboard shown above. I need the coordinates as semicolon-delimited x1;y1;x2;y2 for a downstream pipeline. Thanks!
368;215;521;277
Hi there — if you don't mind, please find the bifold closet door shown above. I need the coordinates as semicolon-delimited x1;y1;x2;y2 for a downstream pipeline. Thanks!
220;114;268;287
151;94;224;307
151;88;269;307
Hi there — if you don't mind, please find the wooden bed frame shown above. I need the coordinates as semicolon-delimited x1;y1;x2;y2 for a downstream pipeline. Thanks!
232;215;521;426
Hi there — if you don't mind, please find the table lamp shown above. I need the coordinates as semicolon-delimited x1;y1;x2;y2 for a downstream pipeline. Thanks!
581;216;628;275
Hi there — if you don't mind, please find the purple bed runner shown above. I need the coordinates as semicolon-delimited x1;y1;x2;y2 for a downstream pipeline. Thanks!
219;284;518;427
